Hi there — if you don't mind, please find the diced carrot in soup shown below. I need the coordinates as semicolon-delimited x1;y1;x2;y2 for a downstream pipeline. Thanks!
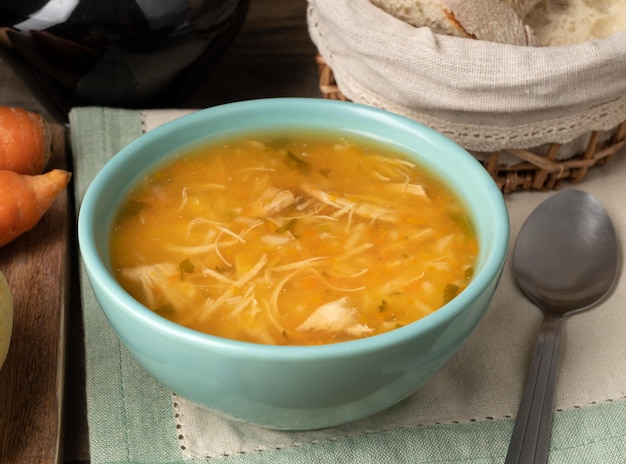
109;131;478;346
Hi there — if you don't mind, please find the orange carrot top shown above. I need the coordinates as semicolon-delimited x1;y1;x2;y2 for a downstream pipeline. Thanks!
0;106;51;175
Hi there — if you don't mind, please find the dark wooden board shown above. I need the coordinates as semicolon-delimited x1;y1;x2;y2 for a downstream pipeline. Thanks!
0;124;69;464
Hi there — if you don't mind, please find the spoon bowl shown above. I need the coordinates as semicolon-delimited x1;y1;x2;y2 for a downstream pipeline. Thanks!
505;189;620;463
513;189;619;315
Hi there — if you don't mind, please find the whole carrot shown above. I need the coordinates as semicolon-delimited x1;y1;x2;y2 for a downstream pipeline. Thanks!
0;106;51;175
0;169;71;247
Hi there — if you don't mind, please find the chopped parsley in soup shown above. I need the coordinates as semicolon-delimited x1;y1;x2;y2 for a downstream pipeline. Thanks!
109;131;478;345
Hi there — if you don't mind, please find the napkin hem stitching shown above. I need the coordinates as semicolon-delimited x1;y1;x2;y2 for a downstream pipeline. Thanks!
171;393;626;459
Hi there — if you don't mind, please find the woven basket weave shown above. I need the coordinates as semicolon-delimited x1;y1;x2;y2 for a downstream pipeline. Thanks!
316;55;626;193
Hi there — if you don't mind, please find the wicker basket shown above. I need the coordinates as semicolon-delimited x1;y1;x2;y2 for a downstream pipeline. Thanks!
316;54;626;193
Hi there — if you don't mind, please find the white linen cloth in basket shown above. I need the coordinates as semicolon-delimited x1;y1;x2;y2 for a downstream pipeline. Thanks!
307;0;626;160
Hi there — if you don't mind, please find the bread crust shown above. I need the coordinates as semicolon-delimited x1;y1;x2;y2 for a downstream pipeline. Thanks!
369;0;543;45
440;0;538;45
368;0;470;37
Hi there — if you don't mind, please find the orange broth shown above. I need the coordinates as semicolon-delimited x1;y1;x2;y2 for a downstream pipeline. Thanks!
109;131;478;345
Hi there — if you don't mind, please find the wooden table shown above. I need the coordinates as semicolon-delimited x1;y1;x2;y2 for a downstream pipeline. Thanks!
0;2;320;462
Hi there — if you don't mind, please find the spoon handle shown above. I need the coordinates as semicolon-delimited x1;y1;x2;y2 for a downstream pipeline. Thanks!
505;313;563;464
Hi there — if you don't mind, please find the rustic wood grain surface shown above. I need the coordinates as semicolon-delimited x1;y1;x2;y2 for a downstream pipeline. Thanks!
0;125;70;464
0;1;320;463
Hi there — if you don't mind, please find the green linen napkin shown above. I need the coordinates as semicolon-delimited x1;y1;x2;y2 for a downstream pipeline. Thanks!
70;106;626;464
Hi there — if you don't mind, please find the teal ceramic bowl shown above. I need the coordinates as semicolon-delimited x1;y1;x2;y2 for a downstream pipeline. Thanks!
78;98;509;430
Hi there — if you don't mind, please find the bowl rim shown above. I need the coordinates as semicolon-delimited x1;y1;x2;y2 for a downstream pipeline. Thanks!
78;97;509;360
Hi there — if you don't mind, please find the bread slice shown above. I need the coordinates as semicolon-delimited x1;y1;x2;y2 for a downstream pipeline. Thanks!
525;0;626;45
367;0;470;37
368;0;542;45
441;0;539;44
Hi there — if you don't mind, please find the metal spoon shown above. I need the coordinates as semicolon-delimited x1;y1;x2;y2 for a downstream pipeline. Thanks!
505;189;620;464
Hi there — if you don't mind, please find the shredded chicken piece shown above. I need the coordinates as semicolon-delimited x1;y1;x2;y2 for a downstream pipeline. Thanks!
300;183;396;222
270;257;327;273
197;254;269;321
385;182;429;198
172;219;263;255
121;263;194;310
244;186;297;217
296;297;374;336
201;267;235;285
226;286;256;317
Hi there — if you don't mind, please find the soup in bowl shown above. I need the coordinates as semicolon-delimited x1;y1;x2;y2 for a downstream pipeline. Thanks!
78;98;509;430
